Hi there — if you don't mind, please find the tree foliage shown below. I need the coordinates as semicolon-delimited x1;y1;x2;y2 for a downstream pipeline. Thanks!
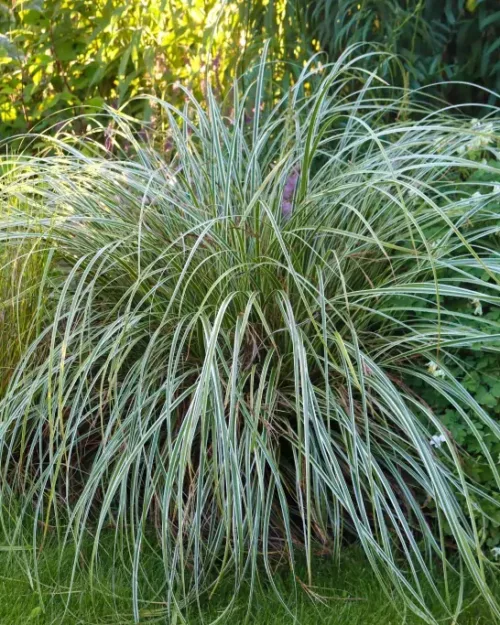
0;0;304;137
308;0;500;106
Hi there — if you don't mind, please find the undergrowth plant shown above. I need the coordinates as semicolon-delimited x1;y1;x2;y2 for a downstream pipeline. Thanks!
0;49;500;624
413;159;500;552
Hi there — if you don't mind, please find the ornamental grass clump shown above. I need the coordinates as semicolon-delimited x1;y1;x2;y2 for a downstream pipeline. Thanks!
1;50;500;623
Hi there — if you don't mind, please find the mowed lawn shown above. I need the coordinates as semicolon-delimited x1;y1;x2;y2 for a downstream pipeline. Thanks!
0;541;495;625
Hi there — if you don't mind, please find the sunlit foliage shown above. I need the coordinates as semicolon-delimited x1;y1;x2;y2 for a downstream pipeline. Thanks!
0;0;306;136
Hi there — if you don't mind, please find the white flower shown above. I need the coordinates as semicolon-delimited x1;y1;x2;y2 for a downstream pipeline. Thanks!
473;123;495;149
458;122;495;154
479;137;493;149
472;191;482;199
471;298;483;316
427;361;445;378
491;547;500;560
430;434;446;448
492;184;500;195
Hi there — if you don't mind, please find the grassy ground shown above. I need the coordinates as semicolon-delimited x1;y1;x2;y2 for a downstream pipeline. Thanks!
0;538;496;625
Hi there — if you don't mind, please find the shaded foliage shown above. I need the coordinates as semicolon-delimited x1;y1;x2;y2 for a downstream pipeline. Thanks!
307;0;500;106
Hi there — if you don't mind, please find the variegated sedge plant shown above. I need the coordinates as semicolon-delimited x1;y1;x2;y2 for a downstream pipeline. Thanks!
0;47;500;623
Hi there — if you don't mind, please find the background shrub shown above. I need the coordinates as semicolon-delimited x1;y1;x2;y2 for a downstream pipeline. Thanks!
3;0;500;141
306;0;500;106
0;0;305;138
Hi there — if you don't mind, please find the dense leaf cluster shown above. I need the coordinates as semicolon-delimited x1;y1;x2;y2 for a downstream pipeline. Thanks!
307;0;500;106
0;0;303;137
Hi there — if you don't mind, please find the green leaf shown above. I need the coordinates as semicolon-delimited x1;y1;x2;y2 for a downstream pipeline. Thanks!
476;387;497;408
28;606;43;620
54;40;77;62
490;381;500;398
20;9;43;25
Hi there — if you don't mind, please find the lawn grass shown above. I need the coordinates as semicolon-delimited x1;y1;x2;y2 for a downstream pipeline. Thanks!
0;538;496;625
